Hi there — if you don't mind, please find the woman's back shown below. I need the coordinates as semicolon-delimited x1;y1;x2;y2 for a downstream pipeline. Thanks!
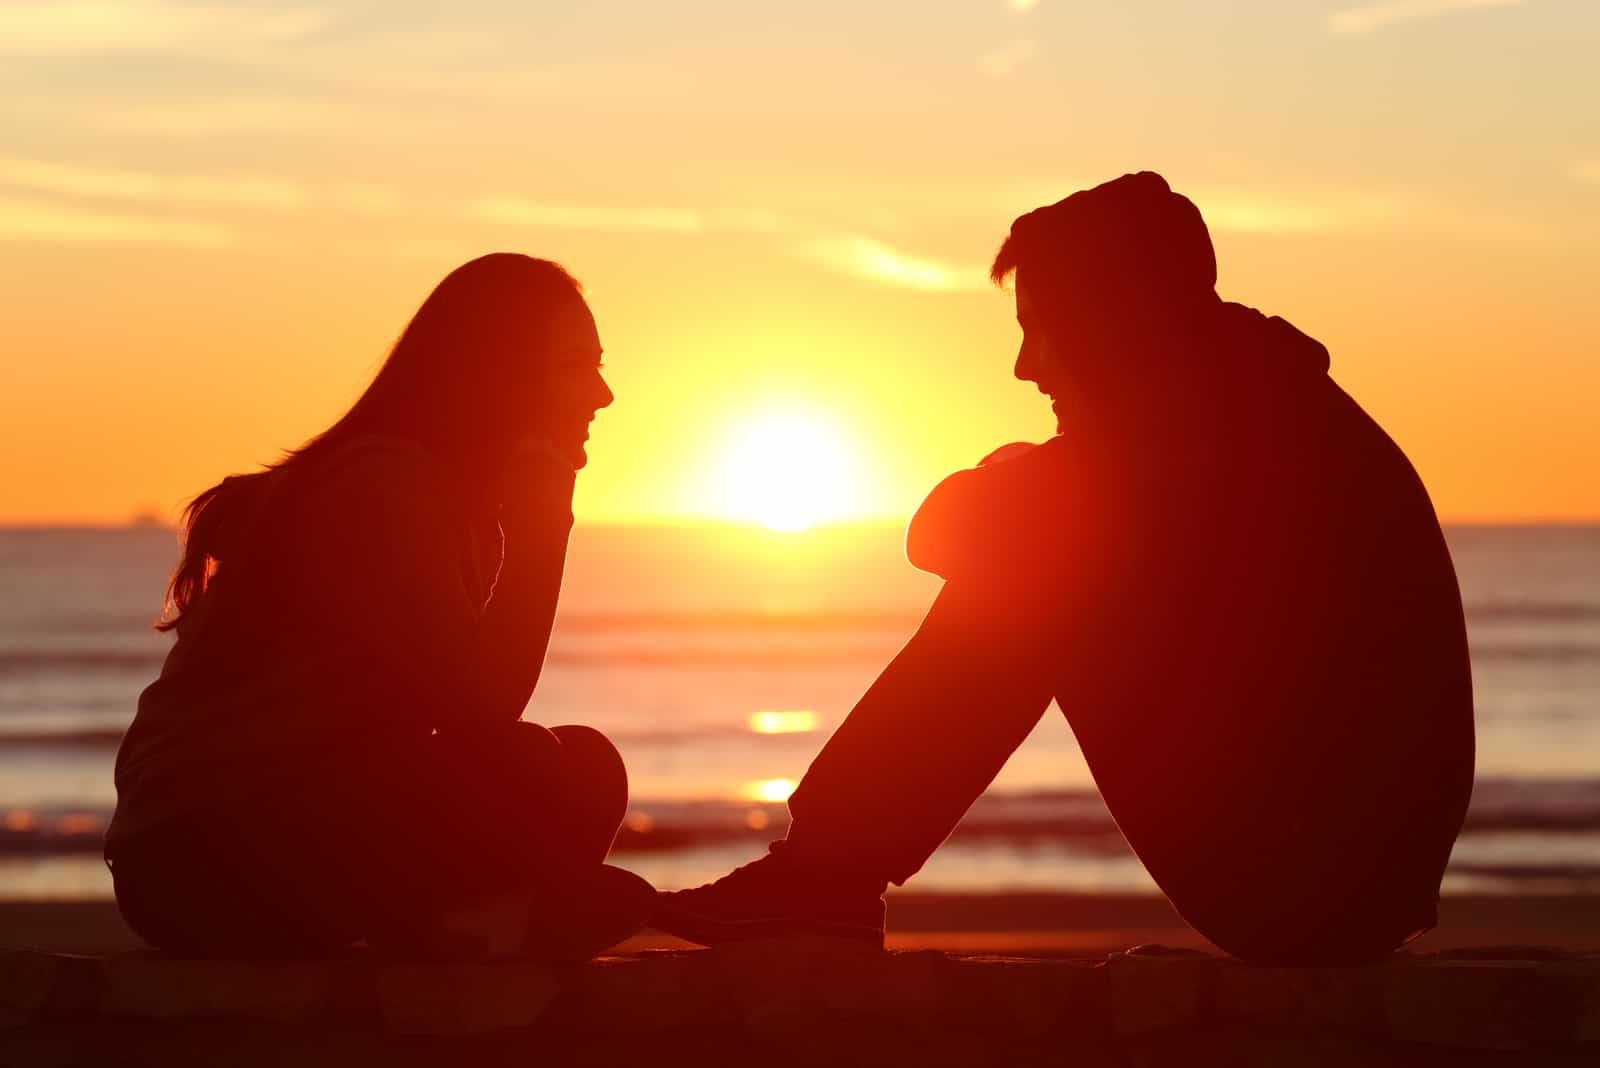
107;435;498;854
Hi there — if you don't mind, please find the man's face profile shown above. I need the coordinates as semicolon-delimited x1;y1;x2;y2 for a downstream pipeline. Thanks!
1012;272;1071;433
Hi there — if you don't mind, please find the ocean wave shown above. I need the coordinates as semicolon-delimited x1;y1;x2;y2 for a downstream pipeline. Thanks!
0;642;902;676
3;636;1593;679
554;610;922;633
1461;778;1600;831
546;645;896;668
1445;862;1600;886
1467;642;1600;663
0;727;129;747
7;779;1598;857
10;598;1600;638
0;721;802;749
0;650;165;676
1465;600;1600;623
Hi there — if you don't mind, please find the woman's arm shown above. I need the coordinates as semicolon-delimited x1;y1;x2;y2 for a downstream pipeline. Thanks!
449;440;577;727
311;440;574;732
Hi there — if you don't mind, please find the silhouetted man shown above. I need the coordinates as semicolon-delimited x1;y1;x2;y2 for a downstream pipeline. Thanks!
656;172;1475;965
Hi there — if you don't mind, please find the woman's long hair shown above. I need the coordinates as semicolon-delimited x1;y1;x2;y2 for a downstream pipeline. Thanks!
157;253;582;632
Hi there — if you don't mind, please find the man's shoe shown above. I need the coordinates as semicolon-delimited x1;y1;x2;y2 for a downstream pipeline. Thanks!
650;842;887;948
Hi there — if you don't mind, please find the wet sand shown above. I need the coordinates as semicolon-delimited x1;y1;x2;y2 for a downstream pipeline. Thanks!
4;891;1598;956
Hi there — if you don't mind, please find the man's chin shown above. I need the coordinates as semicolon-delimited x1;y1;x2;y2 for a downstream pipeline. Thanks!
567;443;589;470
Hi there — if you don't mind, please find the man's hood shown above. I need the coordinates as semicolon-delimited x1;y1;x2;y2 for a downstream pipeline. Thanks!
1210;300;1331;377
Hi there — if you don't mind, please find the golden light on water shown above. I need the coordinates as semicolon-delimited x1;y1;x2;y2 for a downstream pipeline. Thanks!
745;778;799;803
55;813;100;835
748;709;818;734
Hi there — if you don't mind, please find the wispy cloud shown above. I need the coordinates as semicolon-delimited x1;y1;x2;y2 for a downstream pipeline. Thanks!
706;208;793;234
0;157;305;210
467;198;980;291
107;98;344;137
1196;189;1398;234
1570;160;1600;184
468;198;704;234
0;1;330;55
1193;185;1547;241
0;195;229;246
331;182;406;216
977;39;1036;78
1328;0;1528;36
798;235;987;292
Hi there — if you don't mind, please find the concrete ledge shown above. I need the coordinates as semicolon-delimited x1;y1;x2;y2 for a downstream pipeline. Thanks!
3;942;1597;1065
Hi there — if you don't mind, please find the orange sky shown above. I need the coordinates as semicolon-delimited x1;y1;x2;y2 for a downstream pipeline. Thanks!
1;0;1597;524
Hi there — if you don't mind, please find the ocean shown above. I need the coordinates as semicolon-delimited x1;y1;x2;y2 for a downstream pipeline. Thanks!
2;523;1597;899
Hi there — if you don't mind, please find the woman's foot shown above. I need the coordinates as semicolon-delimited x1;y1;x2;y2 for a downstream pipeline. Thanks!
424;864;656;962
520;863;656;961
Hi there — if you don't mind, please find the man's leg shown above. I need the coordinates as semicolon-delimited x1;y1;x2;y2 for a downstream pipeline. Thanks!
652;579;1058;945
785;579;1058;885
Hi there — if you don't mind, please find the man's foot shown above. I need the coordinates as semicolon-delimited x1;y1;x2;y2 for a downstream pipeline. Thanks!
650;842;887;948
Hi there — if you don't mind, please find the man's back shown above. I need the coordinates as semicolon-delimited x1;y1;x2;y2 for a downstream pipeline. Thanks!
656;173;1474;964
911;305;1475;961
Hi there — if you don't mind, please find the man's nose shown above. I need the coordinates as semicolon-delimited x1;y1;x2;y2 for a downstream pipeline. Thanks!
595;376;615;411
1014;343;1038;383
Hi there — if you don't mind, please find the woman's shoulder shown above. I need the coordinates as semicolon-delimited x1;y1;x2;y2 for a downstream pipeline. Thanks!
266;435;471;550
312;433;444;478
299;434;455;501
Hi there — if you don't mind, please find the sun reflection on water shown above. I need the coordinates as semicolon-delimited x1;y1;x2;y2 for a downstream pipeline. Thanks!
744;778;798;803
748;710;818;734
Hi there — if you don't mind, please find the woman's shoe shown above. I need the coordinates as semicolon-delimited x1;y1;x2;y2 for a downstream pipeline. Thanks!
424;863;656;962
519;863;657;961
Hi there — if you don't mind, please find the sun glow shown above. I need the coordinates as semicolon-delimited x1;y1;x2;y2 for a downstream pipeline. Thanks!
700;410;867;531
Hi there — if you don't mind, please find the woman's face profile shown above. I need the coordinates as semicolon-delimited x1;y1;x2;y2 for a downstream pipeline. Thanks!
537;293;613;469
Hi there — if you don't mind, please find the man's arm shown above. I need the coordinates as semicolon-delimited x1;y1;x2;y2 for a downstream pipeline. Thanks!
904;438;1071;583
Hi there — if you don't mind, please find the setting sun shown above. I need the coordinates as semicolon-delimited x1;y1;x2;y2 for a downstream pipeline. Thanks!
700;411;867;532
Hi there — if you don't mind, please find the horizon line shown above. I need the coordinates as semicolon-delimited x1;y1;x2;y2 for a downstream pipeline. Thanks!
2;515;1599;533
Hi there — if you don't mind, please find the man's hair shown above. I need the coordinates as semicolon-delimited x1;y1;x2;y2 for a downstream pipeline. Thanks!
989;235;1022;288
988;172;1217;302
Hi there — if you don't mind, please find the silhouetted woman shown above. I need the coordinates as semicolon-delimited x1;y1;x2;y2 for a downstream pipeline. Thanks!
105;254;651;959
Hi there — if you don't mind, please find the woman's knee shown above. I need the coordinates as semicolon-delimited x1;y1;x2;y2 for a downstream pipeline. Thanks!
550;724;628;813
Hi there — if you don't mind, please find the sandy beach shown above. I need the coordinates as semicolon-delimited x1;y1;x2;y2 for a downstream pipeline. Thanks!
6;891;1598;957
